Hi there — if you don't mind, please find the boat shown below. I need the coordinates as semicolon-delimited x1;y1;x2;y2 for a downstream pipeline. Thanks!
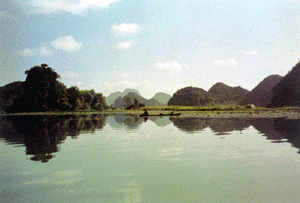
140;113;181;117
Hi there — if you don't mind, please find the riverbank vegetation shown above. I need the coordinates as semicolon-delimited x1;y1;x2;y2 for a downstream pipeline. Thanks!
1;64;108;113
2;105;300;119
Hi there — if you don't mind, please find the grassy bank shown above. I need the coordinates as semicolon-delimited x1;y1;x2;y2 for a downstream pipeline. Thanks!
1;106;300;118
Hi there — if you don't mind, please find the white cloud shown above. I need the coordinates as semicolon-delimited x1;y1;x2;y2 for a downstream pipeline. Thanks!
27;0;118;14
183;64;191;69
116;40;134;49
155;61;182;75
244;51;259;56
111;23;140;35
104;81;114;90
22;48;36;56
214;59;238;67
21;36;81;56
21;47;53;56
40;46;53;56
50;36;82;52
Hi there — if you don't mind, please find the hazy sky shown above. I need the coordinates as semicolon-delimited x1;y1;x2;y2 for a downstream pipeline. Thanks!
1;0;300;99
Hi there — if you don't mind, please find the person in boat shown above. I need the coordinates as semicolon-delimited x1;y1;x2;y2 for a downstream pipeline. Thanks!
170;110;175;115
141;109;149;116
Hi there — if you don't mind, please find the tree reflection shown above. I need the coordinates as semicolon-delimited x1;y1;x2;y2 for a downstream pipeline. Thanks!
2;115;300;163
0;114;107;162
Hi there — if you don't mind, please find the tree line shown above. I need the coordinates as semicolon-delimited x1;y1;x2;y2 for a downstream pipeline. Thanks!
2;64;108;113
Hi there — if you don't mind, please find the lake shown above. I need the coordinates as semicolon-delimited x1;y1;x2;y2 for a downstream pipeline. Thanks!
1;114;300;203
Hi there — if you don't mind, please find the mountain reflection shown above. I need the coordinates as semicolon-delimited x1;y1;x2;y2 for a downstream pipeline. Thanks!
273;118;300;154
169;117;300;154
106;115;172;130
250;119;286;141
169;117;251;134
206;118;250;135
1;115;300;163
111;114;144;130
169;118;208;132
0;114;108;163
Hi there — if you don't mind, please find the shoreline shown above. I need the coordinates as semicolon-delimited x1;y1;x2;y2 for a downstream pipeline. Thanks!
1;109;300;119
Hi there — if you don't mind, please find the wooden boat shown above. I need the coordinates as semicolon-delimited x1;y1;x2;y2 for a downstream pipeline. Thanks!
140;113;181;117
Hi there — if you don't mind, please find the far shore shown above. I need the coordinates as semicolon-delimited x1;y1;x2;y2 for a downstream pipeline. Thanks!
1;107;300;119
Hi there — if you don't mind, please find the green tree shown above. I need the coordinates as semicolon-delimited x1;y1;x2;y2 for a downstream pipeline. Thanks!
134;97;139;107
123;95;133;108
9;64;70;112
91;93;108;110
80;90;95;109
67;86;81;110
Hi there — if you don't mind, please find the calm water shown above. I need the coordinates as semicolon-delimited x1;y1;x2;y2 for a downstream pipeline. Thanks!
1;114;300;203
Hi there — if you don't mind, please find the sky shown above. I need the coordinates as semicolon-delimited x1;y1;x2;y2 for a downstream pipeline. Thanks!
1;0;300;99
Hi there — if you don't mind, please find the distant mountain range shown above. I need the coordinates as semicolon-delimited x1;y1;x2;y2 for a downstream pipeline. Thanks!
106;61;300;108
112;91;171;109
5;61;300;111
106;88;141;106
106;89;171;108
113;92;147;109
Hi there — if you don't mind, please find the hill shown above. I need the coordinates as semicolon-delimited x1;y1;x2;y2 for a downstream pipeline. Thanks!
113;92;147;109
151;92;171;105
241;75;283;107
268;61;300;107
145;98;162;106
168;86;217;106
106;91;123;106
113;92;163;109
123;88;140;96
208;82;249;104
106;89;141;106
0;81;25;112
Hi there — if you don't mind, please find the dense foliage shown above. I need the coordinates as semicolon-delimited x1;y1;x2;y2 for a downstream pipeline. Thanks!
2;64;108;113
268;62;300;107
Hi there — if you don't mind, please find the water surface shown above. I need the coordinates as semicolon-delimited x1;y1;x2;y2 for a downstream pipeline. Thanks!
1;114;300;202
